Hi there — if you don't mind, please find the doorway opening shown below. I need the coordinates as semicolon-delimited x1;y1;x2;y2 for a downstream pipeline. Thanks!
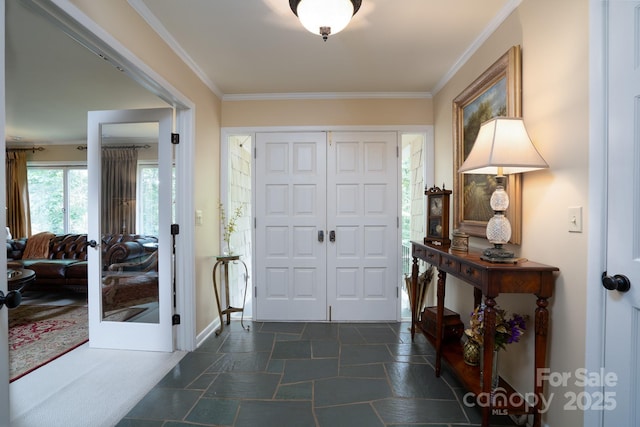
223;127;432;322
5;0;196;423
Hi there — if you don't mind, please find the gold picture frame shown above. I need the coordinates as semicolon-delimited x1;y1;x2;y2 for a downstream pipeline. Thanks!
453;45;522;244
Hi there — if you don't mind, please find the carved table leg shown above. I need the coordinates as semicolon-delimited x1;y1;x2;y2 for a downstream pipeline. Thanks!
533;297;549;427
410;256;419;341
481;296;497;427
473;287;482;308
435;269;447;377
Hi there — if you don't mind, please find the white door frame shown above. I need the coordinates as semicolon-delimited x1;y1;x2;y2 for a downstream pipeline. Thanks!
1;1;9;423
23;0;197;351
584;1;608;426
222;125;433;321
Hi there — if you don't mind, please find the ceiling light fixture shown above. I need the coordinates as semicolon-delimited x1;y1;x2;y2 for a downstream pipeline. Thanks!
290;0;362;41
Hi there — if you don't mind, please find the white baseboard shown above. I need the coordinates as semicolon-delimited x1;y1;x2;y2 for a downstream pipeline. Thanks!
195;317;221;348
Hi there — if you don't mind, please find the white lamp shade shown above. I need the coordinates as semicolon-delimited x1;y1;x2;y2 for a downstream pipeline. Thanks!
296;0;355;36
458;117;549;175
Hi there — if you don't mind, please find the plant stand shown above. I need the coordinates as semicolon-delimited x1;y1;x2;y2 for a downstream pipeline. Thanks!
212;254;249;335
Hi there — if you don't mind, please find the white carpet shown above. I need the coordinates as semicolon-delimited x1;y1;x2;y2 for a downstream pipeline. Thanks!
10;343;186;427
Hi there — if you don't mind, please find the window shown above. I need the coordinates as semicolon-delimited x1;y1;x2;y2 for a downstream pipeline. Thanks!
27;166;88;234
27;161;165;237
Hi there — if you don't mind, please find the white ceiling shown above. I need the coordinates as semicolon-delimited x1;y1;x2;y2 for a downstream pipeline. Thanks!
5;0;515;145
134;0;513;96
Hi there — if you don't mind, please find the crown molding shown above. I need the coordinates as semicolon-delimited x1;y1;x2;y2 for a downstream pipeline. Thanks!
432;0;523;95
222;92;432;102
128;0;223;98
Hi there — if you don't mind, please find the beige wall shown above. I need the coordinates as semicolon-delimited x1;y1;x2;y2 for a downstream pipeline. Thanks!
433;0;588;425
69;0;223;335
222;98;433;127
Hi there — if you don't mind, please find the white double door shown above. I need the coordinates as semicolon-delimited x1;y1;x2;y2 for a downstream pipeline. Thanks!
255;131;399;321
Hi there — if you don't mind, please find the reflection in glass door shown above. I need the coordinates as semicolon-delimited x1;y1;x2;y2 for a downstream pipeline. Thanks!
87;108;173;351
100;123;159;324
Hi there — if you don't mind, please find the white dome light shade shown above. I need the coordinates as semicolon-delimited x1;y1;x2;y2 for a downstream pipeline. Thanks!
291;0;361;40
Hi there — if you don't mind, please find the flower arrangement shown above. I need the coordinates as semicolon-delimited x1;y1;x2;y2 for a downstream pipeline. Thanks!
219;202;244;251
465;304;528;351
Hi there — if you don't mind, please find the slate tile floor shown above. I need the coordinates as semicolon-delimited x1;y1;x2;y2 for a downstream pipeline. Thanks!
117;322;519;427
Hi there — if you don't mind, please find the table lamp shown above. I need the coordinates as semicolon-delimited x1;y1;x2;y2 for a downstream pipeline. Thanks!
458;117;548;262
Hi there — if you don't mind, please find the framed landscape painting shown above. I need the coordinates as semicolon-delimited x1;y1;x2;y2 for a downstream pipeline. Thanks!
452;45;523;244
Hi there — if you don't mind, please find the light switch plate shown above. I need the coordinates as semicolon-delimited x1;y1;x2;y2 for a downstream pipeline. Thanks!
568;206;582;232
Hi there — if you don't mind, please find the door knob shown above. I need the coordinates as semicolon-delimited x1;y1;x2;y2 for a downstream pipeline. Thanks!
329;230;336;242
318;230;324;242
88;239;98;248
0;290;22;309
601;272;631;292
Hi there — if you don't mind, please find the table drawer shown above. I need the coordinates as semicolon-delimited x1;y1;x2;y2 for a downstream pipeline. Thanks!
459;262;483;284
421;248;440;265
439;254;460;274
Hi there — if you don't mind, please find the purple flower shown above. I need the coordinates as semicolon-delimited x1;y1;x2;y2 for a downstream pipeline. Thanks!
466;304;529;351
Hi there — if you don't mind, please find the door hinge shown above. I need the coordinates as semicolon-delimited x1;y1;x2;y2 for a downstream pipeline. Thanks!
254;286;257;298
172;314;181;325
396;286;399;298
254;147;257;159
254;217;257;228
397;216;400;228
171;224;180;235
396;145;399;158
171;133;180;145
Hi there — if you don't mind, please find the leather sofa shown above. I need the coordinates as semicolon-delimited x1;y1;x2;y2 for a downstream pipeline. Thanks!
6;233;157;293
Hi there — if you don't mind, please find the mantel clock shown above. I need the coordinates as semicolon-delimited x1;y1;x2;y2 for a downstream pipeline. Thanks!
424;185;452;247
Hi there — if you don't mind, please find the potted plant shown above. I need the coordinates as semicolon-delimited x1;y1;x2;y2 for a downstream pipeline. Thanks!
219;202;244;255
463;304;528;388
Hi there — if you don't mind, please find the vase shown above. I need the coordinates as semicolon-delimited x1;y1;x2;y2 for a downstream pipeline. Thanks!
222;241;234;256
462;339;480;366
480;348;500;390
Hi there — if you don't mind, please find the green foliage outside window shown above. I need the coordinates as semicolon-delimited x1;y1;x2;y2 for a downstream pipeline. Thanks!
28;168;65;234
28;167;88;235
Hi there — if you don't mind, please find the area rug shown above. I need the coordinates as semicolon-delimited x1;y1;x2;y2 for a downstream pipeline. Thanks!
9;304;144;382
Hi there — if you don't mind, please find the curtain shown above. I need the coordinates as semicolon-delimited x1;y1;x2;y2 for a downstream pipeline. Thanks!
102;148;138;235
6;151;31;238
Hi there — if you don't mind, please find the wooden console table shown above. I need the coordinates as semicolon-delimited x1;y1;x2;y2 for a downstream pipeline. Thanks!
410;241;558;427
